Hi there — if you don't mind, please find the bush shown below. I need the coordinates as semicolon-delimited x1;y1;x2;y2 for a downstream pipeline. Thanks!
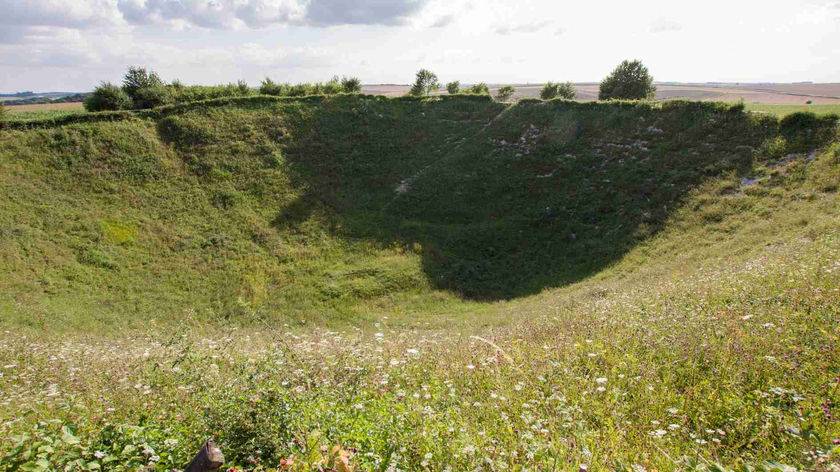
84;82;133;112
779;112;840;152
131;85;174;109
446;81;461;94
260;78;285;96
409;69;440;96
465;83;490;95
598;60;656;100
540;82;576;100
0;102;6;122
495;85;515;102
122;66;164;100
341;76;362;93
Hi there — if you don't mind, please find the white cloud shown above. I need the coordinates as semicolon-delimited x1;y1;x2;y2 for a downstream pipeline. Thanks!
494;20;552;35
649;19;683;33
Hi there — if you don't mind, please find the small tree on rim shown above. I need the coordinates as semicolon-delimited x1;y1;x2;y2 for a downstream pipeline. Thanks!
409;69;440;96
598;60;656;100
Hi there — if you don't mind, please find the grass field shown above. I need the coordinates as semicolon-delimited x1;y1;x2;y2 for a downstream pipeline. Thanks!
0;96;838;471
745;103;840;118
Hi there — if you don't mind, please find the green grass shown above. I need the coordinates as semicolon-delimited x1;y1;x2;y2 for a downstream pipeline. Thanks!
745;102;840;118
3;108;86;122
0;96;838;470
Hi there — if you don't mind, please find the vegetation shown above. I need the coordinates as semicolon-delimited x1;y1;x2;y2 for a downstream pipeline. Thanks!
409;69;440;96
258;76;361;97
0;102;5;122
446;81;461;94
495;85;515;102
1;95;838;470
540;81;576;100
599;60;656;100
465;82;490;95
744;102;840;118
83;82;132;112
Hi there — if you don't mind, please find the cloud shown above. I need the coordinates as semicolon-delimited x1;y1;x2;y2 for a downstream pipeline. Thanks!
429;14;455;28
649;18;683;33
494;20;552;35
0;0;432;31
305;0;429;26
0;0;123;28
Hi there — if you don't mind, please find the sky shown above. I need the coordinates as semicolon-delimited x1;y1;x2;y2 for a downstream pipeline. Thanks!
1;0;839;92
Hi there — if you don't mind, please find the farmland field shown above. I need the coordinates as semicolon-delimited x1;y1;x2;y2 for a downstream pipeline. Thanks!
0;95;838;471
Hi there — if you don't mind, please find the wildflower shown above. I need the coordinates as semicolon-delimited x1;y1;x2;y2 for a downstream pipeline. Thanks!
466;364;475;370
596;386;606;392
94;451;106;459
595;377;607;384
650;429;667;438
666;407;679;415
668;424;680;430
406;348;419;356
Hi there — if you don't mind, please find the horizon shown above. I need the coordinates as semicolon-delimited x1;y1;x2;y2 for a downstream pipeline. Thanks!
1;0;839;92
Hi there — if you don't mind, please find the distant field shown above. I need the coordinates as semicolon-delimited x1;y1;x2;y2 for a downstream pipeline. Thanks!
364;83;840;106
744;103;840;117
4;101;84;112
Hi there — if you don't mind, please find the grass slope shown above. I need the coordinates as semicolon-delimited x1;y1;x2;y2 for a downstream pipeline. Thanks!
0;95;838;470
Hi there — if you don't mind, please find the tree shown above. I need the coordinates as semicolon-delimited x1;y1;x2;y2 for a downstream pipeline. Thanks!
84;82;133;111
540;82;576;100
495;85;515;102
446;81;460;94
409;69;440;96
598;60;656;100
341;76;362;93
466;83;490;95
122;66;164;99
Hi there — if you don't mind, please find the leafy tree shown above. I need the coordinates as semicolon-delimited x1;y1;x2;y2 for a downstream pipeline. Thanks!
409;69;440;96
466;83;490;95
84;82;132;111
540;82;576;100
341;77;362;93
122;66;164;100
598;60;656;100
446;81;461;94
495;85;515;102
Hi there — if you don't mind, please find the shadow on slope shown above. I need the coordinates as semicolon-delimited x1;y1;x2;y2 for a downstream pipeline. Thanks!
159;96;835;301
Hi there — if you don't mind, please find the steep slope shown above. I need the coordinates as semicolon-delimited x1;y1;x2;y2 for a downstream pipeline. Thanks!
0;95;837;330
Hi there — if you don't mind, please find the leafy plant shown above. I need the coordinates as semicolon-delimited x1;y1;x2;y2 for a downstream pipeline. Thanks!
409;69;440;96
540;81;576;100
598;59;656;100
495;85;515;102
84;82;133;112
341;76;362;94
465;83;490;95
122;66;164;101
446;81;461;94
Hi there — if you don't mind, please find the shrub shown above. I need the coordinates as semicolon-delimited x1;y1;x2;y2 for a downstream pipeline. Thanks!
540;82;576;100
131;85;174;109
598;60;656;100
446;81;461;94
409;69;440;96
260;78;285;96
0;102;6;122
779;112;840;152
465;83;490;95
341;76;362;93
122;66;164;100
84;82;133;112
495;85;515;102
